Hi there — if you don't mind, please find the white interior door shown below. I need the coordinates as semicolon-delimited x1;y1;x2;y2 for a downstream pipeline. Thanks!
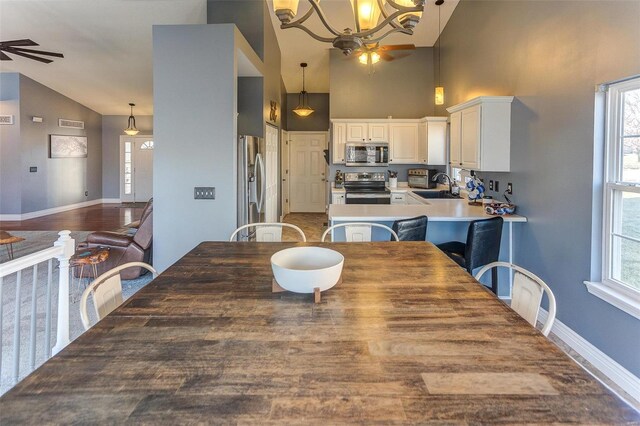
265;125;279;223
120;135;153;203
281;130;290;217
289;132;327;213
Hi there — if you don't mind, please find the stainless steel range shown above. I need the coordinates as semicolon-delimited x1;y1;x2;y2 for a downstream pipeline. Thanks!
343;172;391;204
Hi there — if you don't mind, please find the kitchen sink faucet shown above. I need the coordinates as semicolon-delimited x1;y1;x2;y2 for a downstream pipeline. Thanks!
432;172;454;194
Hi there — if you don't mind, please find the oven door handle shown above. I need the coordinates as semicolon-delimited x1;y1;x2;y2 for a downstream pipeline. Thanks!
346;193;391;199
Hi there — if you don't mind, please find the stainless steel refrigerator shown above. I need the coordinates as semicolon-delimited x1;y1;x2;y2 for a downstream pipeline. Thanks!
237;135;266;240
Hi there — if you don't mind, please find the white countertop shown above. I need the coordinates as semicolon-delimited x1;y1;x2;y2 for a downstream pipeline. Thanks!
328;199;527;222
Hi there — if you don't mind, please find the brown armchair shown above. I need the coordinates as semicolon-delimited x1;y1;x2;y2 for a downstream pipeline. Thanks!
80;199;153;279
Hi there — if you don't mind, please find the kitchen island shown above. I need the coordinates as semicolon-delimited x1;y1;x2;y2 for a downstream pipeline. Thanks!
328;200;527;297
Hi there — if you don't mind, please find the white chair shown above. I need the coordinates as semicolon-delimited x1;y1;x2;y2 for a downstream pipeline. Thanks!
321;223;399;242
229;223;306;242
80;262;156;330
474;261;556;336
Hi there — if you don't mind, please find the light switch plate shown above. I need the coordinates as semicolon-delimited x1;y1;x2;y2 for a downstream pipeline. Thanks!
194;187;215;200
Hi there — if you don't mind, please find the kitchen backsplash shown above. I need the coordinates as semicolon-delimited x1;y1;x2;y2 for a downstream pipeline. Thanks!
328;164;446;182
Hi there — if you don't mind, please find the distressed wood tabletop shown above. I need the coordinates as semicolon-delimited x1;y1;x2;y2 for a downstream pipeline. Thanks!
1;242;638;424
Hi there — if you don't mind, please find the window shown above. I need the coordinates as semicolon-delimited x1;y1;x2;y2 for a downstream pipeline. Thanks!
124;141;132;195
140;140;154;150
586;76;640;319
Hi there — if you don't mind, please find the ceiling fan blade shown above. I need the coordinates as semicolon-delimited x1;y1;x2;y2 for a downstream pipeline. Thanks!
379;44;416;51
11;47;64;58
0;51;12;61
380;52;395;62
4;48;53;63
0;39;38;47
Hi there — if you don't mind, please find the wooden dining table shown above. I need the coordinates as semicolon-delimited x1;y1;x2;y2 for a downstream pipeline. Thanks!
1;242;638;424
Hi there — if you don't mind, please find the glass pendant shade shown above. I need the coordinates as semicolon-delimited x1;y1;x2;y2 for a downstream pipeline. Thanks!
435;86;444;105
293;91;314;117
124;103;139;136
273;0;300;21
358;51;380;65
350;0;383;31
395;0;421;24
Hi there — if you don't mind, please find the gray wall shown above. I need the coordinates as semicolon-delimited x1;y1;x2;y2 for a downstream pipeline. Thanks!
437;1;640;376
330;47;435;118
208;0;264;60
102;115;153;199
153;24;240;272
0;73;22;215
286;93;330;132
2;74;102;214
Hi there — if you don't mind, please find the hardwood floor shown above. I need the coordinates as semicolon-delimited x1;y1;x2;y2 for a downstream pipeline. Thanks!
0;203;145;231
282;213;327;242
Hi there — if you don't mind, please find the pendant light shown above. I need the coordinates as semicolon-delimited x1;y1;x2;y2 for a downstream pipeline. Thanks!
124;103;140;136
293;63;314;117
434;0;445;106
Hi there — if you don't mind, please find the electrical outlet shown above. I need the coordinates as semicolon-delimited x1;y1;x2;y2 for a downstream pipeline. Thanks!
495;181;499;192
194;187;215;200
85;191;88;196
506;183;513;195
29;166;37;173
488;180;494;191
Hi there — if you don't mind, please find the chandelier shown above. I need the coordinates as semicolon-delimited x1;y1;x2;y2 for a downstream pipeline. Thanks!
273;0;425;55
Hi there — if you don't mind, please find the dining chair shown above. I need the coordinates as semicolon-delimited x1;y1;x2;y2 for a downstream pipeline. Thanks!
80;261;156;330
436;216;503;293
391;215;428;241
321;223;399;242
475;261;557;336
229;223;306;242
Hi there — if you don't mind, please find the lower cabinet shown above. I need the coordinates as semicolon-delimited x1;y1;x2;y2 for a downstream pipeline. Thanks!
332;193;345;204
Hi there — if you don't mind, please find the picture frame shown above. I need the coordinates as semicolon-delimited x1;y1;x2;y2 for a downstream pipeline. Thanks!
49;135;88;158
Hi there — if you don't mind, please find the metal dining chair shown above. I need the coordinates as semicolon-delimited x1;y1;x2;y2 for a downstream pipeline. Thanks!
229;223;307;242
321;223;399;242
475;261;557;336
391;215;428;241
80;261;156;330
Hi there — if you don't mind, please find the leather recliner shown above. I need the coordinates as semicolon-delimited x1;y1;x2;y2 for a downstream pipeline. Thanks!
81;199;153;279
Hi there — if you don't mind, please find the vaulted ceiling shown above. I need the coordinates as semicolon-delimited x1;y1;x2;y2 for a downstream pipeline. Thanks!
0;0;458;115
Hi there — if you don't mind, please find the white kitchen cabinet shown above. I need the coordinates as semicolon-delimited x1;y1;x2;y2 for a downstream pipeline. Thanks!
390;192;406;204
417;117;447;165
447;96;513;172
332;122;347;164
331;193;345;204
346;123;368;142
389;122;419;164
345;122;388;142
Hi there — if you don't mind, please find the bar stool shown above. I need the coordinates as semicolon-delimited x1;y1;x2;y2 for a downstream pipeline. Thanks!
391;216;428;241
436;216;503;293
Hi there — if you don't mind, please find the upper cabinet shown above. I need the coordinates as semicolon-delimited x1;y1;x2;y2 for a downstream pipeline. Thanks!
332;122;347;164
447;96;514;172
346;122;388;142
331;118;447;165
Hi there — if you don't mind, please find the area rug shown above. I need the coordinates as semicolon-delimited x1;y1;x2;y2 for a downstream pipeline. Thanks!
1;231;153;395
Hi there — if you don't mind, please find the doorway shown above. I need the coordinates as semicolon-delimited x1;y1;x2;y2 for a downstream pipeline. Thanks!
264;124;279;223
120;135;154;203
288;132;327;213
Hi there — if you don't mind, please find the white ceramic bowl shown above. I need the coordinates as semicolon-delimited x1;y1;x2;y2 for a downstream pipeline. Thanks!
271;247;344;294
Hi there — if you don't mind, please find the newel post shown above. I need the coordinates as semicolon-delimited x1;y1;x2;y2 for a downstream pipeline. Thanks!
52;230;75;355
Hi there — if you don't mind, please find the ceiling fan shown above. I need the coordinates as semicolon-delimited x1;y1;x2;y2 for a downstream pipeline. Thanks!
353;43;416;66
0;39;64;64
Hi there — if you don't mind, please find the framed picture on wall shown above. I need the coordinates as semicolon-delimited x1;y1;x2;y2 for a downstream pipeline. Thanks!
49;135;88;158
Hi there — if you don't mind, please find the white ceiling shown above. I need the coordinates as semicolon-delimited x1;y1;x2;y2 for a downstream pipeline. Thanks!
268;0;460;93
0;0;207;115
0;0;459;114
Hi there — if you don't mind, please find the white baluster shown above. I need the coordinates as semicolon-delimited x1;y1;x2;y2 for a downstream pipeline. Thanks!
13;270;21;384
45;259;53;359
52;230;75;355
29;264;38;370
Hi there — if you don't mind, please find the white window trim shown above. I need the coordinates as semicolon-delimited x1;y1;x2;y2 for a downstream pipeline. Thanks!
585;77;640;320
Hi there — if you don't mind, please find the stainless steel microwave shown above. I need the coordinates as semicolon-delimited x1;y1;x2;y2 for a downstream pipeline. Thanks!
345;142;389;167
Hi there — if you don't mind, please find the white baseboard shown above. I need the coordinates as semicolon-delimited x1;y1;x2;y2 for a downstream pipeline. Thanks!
538;308;640;405
0;198;123;221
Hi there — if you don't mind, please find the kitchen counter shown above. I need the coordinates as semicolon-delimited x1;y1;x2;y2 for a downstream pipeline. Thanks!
328;199;526;222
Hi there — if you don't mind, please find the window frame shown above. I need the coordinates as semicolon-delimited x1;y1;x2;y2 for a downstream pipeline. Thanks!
585;77;640;320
